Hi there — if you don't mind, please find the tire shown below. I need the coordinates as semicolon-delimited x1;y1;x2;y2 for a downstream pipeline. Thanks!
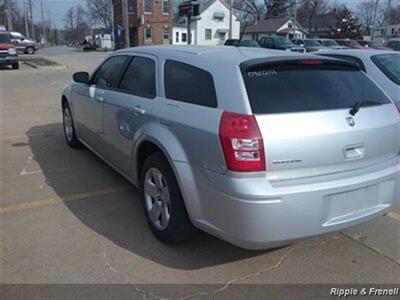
25;46;35;54
11;63;19;70
141;152;196;245
62;103;83;148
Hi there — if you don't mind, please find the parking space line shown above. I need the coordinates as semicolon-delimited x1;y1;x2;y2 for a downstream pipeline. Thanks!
0;187;129;215
387;211;400;222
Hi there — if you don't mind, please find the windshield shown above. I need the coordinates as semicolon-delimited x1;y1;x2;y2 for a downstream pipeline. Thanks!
371;53;400;85
276;37;294;45
243;63;390;114
305;40;322;47
0;34;11;43
240;40;259;47
349;40;361;47
323;40;339;46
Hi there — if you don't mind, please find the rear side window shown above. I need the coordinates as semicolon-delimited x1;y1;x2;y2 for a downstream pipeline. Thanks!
243;62;391;114
371;53;400;85
119;56;156;98
92;56;128;88
164;60;217;107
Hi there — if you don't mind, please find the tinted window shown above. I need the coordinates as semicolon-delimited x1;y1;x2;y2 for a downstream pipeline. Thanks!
92;56;128;88
119;56;156;98
243;63;390;114
371;53;400;85
164;60;217;108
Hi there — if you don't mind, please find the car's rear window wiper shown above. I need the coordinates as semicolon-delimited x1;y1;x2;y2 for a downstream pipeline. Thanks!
350;100;383;116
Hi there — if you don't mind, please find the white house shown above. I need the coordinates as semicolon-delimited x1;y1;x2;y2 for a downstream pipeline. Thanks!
173;0;240;45
373;23;400;43
242;17;307;40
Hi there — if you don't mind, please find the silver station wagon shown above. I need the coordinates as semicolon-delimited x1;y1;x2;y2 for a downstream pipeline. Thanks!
62;46;400;250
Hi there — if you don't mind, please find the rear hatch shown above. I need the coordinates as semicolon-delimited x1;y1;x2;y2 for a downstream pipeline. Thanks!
241;57;400;182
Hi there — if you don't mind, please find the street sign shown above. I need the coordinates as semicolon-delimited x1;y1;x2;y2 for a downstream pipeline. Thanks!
178;2;200;17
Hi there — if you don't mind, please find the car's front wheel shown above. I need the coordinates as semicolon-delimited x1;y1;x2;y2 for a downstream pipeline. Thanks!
11;63;19;70
62;103;83;148
25;46;35;54
141;152;195;245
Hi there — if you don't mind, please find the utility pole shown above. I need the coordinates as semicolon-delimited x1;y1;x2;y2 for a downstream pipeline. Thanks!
371;0;379;40
384;0;392;42
5;0;13;31
24;1;30;38
29;0;35;41
187;9;192;44
48;9;51;43
229;0;233;39
293;0;297;38
40;0;46;43
121;0;130;48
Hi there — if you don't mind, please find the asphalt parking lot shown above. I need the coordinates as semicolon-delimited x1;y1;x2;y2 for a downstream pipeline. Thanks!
1;47;399;298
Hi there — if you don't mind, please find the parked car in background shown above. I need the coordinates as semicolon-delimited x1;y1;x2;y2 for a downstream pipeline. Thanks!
292;39;325;52
315;39;348;49
225;39;260;48
319;49;400;103
336;39;364;49
259;36;305;52
387;38;400;51
0;32;19;69
9;31;37;54
357;40;392;50
62;45;399;250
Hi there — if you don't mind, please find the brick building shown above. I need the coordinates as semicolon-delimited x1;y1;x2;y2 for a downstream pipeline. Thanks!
113;0;172;48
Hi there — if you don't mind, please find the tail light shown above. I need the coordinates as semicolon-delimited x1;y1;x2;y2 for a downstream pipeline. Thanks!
219;111;265;172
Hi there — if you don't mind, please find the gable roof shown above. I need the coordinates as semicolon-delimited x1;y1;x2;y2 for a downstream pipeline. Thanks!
243;17;306;34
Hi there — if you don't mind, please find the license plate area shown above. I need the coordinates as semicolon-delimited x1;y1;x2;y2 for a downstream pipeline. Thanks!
323;180;394;226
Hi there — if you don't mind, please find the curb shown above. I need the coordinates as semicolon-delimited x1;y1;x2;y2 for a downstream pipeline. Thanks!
23;61;67;70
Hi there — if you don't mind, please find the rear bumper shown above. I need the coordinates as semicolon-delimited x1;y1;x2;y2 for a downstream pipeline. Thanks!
175;159;400;250
0;56;18;65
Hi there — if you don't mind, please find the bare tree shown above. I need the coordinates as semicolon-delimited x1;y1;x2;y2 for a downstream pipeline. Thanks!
64;5;89;43
297;0;328;33
86;0;112;31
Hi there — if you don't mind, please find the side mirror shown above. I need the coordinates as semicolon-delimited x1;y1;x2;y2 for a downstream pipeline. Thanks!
73;72;89;84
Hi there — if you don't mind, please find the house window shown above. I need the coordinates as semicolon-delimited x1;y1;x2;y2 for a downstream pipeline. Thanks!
182;33;187;42
128;0;136;12
163;27;169;40
175;32;179;43
205;29;212;40
144;27;153;44
162;0;169;14
144;0;152;13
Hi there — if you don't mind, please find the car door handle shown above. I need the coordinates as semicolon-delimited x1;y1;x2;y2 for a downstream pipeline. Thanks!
130;106;146;116
344;144;365;160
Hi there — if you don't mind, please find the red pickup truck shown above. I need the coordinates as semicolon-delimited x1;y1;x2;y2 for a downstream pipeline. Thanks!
0;32;19;70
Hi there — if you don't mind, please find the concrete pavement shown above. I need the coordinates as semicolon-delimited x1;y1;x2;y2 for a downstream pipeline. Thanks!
1;47;399;298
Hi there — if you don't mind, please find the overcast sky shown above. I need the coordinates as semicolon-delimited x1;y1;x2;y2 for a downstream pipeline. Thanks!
32;0;369;29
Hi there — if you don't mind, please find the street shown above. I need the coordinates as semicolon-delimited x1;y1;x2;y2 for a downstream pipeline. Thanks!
1;47;399;298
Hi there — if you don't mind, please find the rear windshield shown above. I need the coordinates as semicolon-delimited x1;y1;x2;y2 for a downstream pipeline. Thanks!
243;63;391;114
371;53;400;85
0;34;10;43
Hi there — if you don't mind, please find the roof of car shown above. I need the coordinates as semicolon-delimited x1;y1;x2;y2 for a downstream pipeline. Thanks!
318;49;397;59
115;45;297;64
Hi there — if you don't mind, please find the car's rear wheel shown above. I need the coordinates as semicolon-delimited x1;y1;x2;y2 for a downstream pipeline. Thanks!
141;152;195;245
62;103;83;148
25;46;35;54
11;63;19;70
